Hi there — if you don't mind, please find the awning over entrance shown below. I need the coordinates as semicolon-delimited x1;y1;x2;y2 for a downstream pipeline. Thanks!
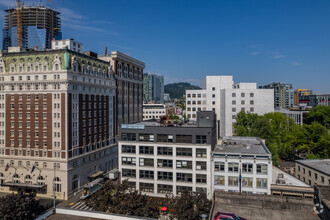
1;182;47;190
88;171;105;181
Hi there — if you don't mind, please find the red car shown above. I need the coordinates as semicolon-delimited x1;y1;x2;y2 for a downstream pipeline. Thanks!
214;212;247;220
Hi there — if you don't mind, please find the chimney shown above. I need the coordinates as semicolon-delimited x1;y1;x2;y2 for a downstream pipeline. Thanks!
34;46;38;51
105;47;108;56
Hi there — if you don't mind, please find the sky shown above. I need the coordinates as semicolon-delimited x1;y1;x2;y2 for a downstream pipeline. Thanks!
0;0;329;93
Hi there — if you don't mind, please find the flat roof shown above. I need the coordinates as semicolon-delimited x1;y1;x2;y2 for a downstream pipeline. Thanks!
296;159;330;176
213;136;271;156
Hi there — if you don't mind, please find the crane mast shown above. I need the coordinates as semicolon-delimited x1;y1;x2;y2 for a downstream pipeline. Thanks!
16;0;22;47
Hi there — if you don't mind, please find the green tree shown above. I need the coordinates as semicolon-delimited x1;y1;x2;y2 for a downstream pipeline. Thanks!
304;106;330;129
0;193;45;220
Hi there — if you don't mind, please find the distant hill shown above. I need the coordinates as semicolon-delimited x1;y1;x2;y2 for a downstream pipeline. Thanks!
164;82;201;99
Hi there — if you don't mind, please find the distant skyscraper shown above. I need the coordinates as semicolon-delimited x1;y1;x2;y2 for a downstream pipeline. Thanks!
2;4;61;50
294;89;313;106
259;82;293;109
143;73;164;104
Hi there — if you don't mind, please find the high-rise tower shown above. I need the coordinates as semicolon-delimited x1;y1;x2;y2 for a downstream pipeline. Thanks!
2;3;61;50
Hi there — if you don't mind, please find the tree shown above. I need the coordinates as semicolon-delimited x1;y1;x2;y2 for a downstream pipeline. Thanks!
169;191;211;220
304;106;330;129
0;193;45;220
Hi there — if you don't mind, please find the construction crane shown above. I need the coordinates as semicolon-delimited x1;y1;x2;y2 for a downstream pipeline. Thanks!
16;0;22;47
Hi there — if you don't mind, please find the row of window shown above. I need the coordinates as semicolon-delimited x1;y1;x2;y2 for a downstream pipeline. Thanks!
122;157;207;170
8;74;61;81
297;165;328;184
122;169;207;183
214;162;268;174
126;182;206;194
122;145;207;157
214;175;267;188
121;134;208;144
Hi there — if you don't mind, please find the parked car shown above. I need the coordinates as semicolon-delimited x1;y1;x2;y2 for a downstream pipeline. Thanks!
214;212;247;220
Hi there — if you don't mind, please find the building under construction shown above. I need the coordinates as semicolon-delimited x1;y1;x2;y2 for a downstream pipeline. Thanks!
2;3;61;50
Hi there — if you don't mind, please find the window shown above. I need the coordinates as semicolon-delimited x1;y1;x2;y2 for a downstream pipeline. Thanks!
241;100;245;105
140;158;154;167
176;148;192;156
157;159;173;168
228;163;239;172
212;101;215;105
177;186;192;194
176;173;192;182
157;147;172;155
158;184;172;194
232;100;236;105
232;108;236;112
157;171;173;181
241;93;245;97
196;161;207;170
176;135;192;143
54;177;61;192
212;94;215;98
214;175;225;185
140;182;154;192
214;161;225;171
196;135;207;144
196;174;207;183
321;176;324;183
257;164;268;174
139;146;154;154
232;93;236;97
157;134;173;143
315;173;318;180
250;93;254;97
122;145;136;154
228;176;239;186
139;170;154;179
139;134;154;142
122;169;136;178
242;177;253;187
196;148;207;157
250;108;254;112
176;160;192;169
121;133;136;141
196;187;207;194
256;178;267;188
250;100;254;105
122;157;136;165
242;163;253;173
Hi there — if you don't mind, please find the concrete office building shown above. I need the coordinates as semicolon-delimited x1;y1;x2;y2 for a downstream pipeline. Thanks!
0;48;117;199
275;108;308;125
143;73;164;104
259;82;293;109
99;51;145;135
299;94;330;107
295;159;330;186
143;104;166;120
212;137;272;194
118;111;217;199
51;39;83;54
186;76;274;137
3;3;61;50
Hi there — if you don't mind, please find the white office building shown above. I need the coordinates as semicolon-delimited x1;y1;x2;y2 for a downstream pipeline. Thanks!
212;137;272;194
143;104;166;120
51;39;83;53
186;76;274;137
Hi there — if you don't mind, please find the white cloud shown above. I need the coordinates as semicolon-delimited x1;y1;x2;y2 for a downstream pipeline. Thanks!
58;7;84;21
251;51;261;56
93;20;113;25
291;61;303;66
271;50;286;59
63;23;106;33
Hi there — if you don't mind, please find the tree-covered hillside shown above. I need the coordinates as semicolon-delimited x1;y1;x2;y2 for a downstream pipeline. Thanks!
164;82;201;99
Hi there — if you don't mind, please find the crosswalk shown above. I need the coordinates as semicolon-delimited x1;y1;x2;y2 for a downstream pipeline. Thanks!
70;201;93;211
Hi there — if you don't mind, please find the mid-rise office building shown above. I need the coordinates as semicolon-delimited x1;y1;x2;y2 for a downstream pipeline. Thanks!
143;73;164;104
212;137;272;194
118;111;217;199
0;48;117;199
295;159;330;186
259;82;293;109
51;39;83;53
299;94;330;107
186;76;274;137
275;108;308;125
3;4;61;50
143;104;166;120
99;51;145;135
294;89;313;106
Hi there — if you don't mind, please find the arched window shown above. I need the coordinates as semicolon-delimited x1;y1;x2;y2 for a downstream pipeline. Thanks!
0;173;4;185
34;63;40;72
54;177;61;192
37;176;45;185
25;175;32;184
43;62;48;71
13;174;20;183
55;63;59;71
72;174;78;191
